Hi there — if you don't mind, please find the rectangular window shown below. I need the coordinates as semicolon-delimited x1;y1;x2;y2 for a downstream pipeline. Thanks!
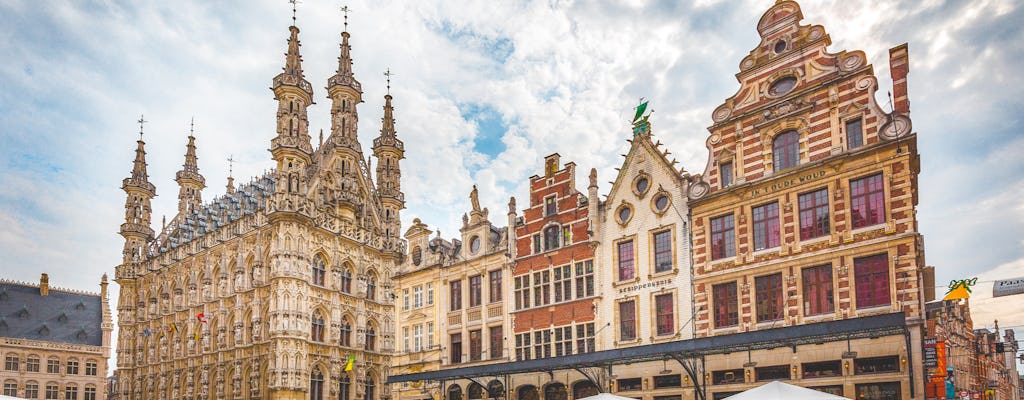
802;360;842;379
85;361;97;376
710;214;735;260
713;282;739;328
562;225;572;245
544;226;560;251
46;359;59;374
65;385;78;400
574;260;595;298
653;230;673;273
575;323;595;354
617;378;642;392
489;270;502;303
426;283;434;305
713;393;741;400
755;365;791;381
720;162;733;188
413;286;423;308
403;327;410;352
798;188;830;240
403;289;410;311
654;374;682;389
4;355;17;371
755;273;784;322
619;300;637;341
469;275;483;307
2;383;15;396
554;326;573;357
25;383;38;398
855;356;900;375
545;195;557;216
846;118;863;150
655;293;675;336
617;240;635;281
532;270;550;306
469;330;482;361
553;264;572;303
84;387;97;400
490;325;503;359
450;333;462;364
66;360;78;374
712;369;745;385
855;382;901;400
850;174;886;229
855;254;891;309
46;384;59;400
802;265;834;316
426;322;435;348
808;386;845;397
413;324;423;352
514;275;531;310
533;330;552;359
450;280;462;311
532;234;541;254
515;333;532;361
27;356;40;372
752;202;780;250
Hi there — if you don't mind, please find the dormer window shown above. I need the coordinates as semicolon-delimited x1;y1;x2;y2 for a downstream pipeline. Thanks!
544;196;557;216
772;130;799;171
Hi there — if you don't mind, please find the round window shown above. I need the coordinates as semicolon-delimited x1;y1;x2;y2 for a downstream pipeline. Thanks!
636;177;649;194
654;194;670;211
470;236;481;254
618;206;632;223
768;76;797;96
411;246;422;266
774;40;787;54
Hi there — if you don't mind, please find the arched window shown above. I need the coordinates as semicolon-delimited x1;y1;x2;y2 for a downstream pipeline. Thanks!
571;381;598;400
468;382;485;399
311;311;325;342
338;375;351;400
65;383;78;400
340;318;352;347
487;380;505;399
366;273;377;301
772;130;799;171
364;373;376;400
543;383;566;400
365;324;376;351
312;254;326;286
543;226;560;251
341;267;353;294
309;367;324;400
448;384;463;400
517;385;538;400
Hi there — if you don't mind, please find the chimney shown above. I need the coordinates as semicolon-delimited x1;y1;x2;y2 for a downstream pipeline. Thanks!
40;273;49;296
889;43;910;115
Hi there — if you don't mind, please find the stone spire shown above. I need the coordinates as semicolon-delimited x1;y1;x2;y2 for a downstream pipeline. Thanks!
372;91;405;240
326;24;363;151
271;23;314;167
118;116;156;277
175;123;206;214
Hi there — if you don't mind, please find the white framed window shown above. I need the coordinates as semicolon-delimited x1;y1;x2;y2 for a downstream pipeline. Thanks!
413;286;423;308
426;322;435;348
413;324;423;352
426;283;434;305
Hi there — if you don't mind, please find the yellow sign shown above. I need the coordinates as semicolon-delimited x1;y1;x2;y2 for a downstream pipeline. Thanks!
942;278;978;301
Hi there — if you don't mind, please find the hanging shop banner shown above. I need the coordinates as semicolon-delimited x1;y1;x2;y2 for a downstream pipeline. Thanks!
943;278;977;301
935;341;947;377
993;277;1024;297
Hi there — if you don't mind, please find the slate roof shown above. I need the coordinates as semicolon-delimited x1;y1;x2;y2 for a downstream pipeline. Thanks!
0;282;103;346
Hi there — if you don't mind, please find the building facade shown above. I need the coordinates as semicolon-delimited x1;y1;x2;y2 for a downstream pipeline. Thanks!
113;18;403;400
1;273;112;400
686;2;927;399
392;219;445;400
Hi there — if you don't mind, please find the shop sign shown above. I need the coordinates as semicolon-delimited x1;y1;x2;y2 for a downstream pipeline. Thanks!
935;341;947;376
924;338;938;367
993;277;1024;297
750;169;827;196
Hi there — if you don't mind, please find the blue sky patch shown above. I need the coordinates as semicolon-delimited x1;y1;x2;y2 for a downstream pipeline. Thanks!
460;103;509;159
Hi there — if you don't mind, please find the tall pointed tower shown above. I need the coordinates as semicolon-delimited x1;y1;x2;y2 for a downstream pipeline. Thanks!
270;23;314;193
372;92;405;240
175;127;205;214
326;26;362;151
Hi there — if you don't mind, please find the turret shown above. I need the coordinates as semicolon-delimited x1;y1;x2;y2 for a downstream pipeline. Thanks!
175;125;206;214
325;25;363;152
270;22;314;191
372;92;405;239
118;118;156;275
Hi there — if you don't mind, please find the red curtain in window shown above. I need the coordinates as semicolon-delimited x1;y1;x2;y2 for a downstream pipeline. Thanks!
799;188;830;240
752;202;780;250
850;174;885;228
854;254;891;309
772;130;799;171
802;265;834;316
619;301;636;340
755;273;784;322
617;241;635;281
710;214;735;260
655;294;674;335
713;283;738;328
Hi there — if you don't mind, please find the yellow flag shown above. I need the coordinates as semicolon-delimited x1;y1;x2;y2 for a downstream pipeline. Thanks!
344;355;356;372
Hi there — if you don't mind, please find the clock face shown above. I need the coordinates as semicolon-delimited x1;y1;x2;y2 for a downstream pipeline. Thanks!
470;236;481;254
769;76;797;97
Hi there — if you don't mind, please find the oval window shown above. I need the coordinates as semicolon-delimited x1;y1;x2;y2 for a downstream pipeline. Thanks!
618;206;632;223
774;40;787;54
769;76;797;96
654;194;670;212
636;177;649;194
470;236;481;254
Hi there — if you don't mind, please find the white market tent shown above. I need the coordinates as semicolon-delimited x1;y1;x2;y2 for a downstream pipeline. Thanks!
722;381;852;400
578;393;642;400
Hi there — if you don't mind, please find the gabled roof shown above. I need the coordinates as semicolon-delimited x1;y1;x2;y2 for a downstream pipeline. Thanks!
604;132;687;205
0;282;102;346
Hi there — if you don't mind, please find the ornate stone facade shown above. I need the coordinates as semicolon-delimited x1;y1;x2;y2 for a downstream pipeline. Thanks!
113;19;403;400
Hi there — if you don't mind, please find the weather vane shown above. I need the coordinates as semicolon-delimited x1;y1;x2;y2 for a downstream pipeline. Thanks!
289;0;300;25
341;5;350;31
189;116;196;137
137;114;148;141
227;155;235;177
384;69;394;95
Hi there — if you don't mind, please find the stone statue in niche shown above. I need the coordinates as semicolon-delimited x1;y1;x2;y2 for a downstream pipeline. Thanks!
234;323;243;343
253;265;263;284
188;286;197;304
218;279;228;297
202;283;212;300
235;273;244;291
252;320;262;340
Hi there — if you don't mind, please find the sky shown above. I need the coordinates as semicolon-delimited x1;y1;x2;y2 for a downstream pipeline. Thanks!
1;0;1022;373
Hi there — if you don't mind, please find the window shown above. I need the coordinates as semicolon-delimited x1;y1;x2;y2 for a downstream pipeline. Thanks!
653;230;673;273
846;118;863;150
617;205;632;223
366;274;376;300
339;375;351;400
340;319;352;347
618;378;642;391
341;268;352;294
712;369;744;385
490;326;503;359
4;355;17;371
543;226;560;251
574;260;594;298
532;234;541;254
855;356;900;375
562;225;572;245
619;300;637;341
514;275;530;310
450;333;462;363
799;188;830;240
756;365;791;381
654;194;670;212
802;265;834;316
403;289;410;311
365;326;376;351
66;359;79;374
554;326;573;356
654;375;682;389
532;271;550;306
413;324;423;352
617;240;635;281
310;311;325;342
808;386;844;396
515;333;531;361
636;176;650;194
850;174;885;229
469;330;482;361
65;384;78;400
310;368;325;400
655;293;675;336
25;382;38;398
855;382;900;400
710;214;735;260
469;275;483;307
413;286;423;308
545;196;557;216
855;254;891;309
364;373;376;400
755;273;784;322
489;270;502;303
46;359;59;374
575;323;595;354
802;360;842;379
27;356;39;372
752;202;780;250
450;280;462;311
720;162;733;188
768;76;797;96
470;236;481;254
312;254;326;286
46;384;58;399
85;360;97;376
403;327;410;352
713;282;739;328
427;322;435;348
553;265;572;303
533;330;552;359
2;382;15;396
772;130;799;171
427;283;434;305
